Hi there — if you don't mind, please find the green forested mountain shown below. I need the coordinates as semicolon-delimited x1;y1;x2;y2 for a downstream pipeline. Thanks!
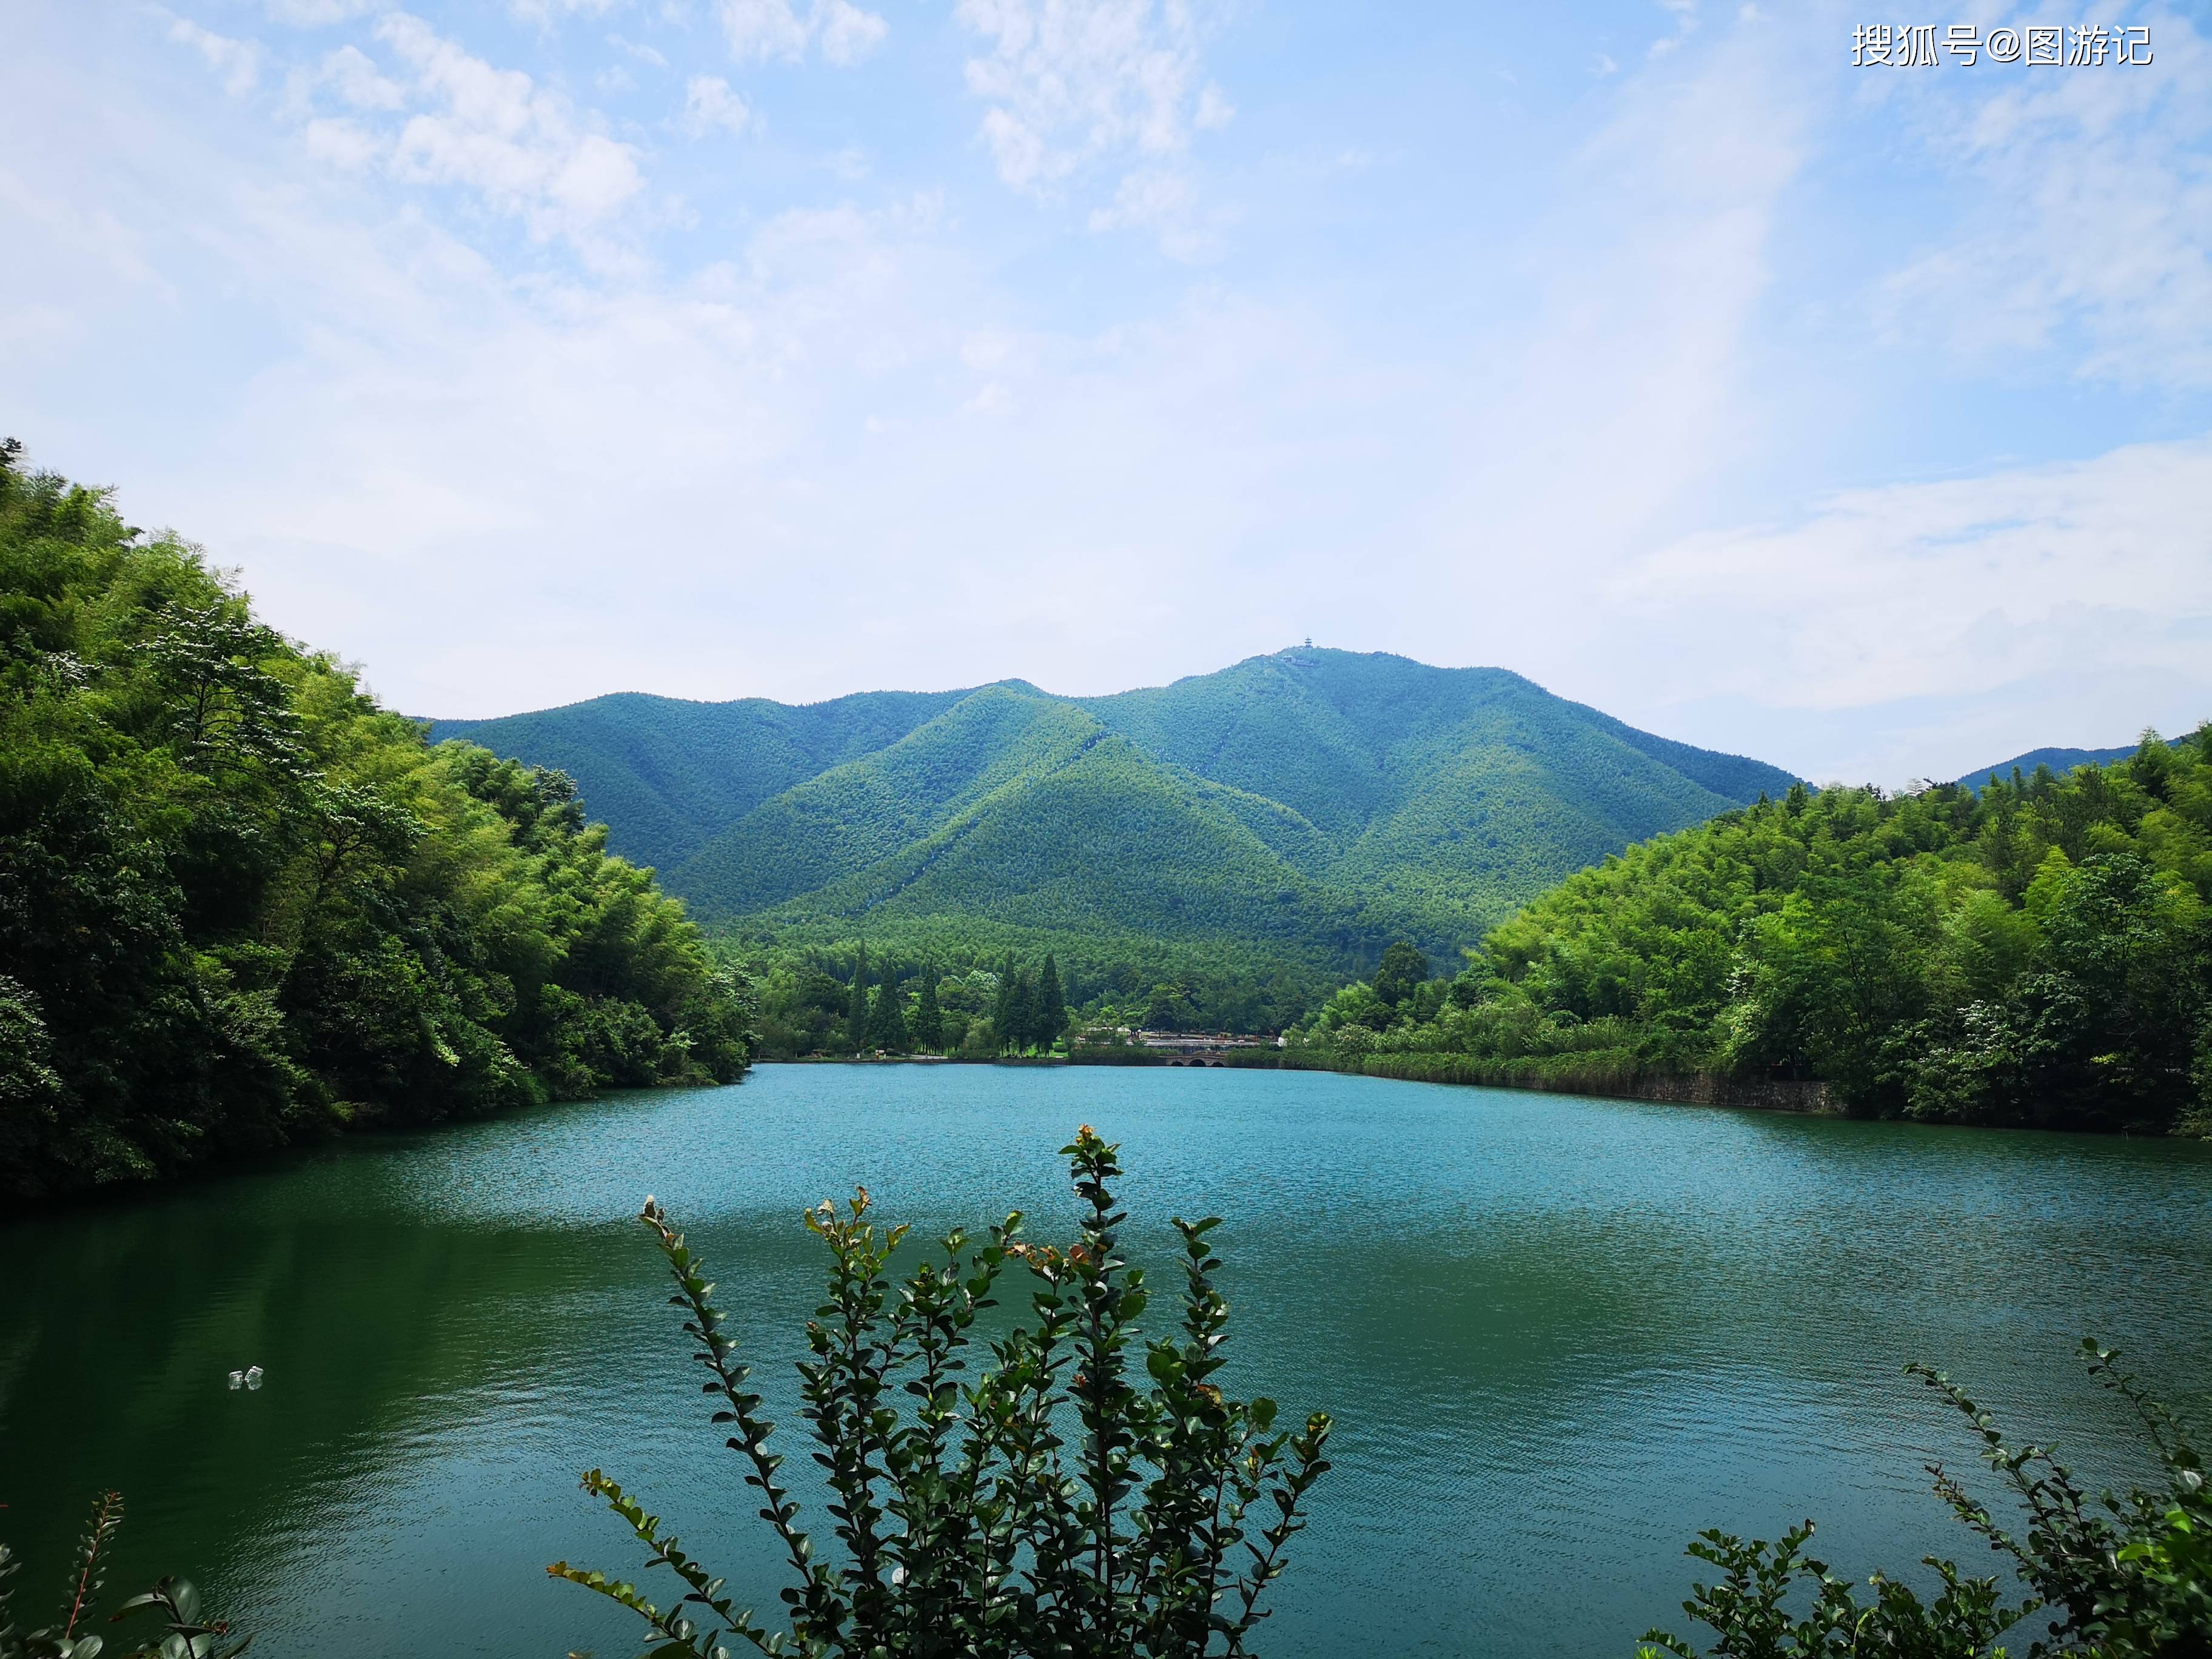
0;447;751;1201
1299;734;2212;1134
432;686;968;874
1956;744;2134;792
435;650;1795;995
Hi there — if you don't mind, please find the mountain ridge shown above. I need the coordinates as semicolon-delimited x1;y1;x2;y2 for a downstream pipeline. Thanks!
1953;744;2137;793
431;648;1800;973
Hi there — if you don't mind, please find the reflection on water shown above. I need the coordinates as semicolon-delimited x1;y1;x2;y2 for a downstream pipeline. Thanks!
2;1067;2208;1658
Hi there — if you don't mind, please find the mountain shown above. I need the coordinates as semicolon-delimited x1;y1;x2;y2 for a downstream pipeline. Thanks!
431;648;1798;972
1953;744;2136;793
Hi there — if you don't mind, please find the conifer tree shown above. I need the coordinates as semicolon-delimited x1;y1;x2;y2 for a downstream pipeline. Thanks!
992;953;1018;1053
847;943;871;1053
1036;953;1068;1053
870;976;908;1053
1006;966;1037;1054
912;968;943;1053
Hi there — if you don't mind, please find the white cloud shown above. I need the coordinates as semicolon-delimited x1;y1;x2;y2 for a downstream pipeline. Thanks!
1875;11;2212;389
717;0;807;59
169;19;263;96
509;0;622;22
679;73;751;138
1649;0;1697;54
1609;437;2212;782
1622;438;2212;711
259;0;378;22
609;33;669;68
284;15;646;250
318;44;404;110
715;0;886;65
1086;167;1217;260
817;0;887;65
303;115;383;168
956;0;1225;192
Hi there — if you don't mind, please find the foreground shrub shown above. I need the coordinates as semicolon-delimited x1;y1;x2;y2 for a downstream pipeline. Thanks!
552;1127;1333;1658
1643;1341;2210;1657
0;1491;248;1658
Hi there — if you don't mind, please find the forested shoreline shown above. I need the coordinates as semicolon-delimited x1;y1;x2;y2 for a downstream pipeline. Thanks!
0;447;751;1202
1291;739;2212;1134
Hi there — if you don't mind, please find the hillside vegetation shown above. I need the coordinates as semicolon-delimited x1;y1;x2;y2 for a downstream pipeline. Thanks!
0;447;750;1201
437;650;1795;1017
1299;738;2212;1134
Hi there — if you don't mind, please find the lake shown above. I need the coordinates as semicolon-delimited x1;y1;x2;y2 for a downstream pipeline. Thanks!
3;1065;2209;1657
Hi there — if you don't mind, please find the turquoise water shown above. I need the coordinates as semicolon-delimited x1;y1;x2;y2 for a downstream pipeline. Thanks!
2;1065;2209;1657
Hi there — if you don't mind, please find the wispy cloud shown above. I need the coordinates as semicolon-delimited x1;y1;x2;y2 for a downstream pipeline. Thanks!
169;18;264;96
1086;167;1220;261
956;0;1231;192
1612;437;2212;781
716;0;887;66
509;0;623;23
679;73;751;138
258;0;379;23
609;33;669;68
1875;10;2212;389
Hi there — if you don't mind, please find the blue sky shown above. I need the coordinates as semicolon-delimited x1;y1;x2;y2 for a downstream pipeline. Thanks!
4;0;2209;783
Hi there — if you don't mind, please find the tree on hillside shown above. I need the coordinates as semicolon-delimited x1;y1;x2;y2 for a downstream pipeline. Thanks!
911;967;943;1053
1036;953;1068;1052
846;943;871;1053
1372;940;1429;1008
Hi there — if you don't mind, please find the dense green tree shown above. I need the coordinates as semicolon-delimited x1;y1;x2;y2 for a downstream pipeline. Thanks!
0;447;751;1201
1144;981;1198;1033
911;966;943;1053
1370;940;1429;1008
1035;953;1067;1052
1003;967;1037;1054
868;974;909;1054
734;929;1328;1051
992;951;1017;1050
846;943;871;1053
